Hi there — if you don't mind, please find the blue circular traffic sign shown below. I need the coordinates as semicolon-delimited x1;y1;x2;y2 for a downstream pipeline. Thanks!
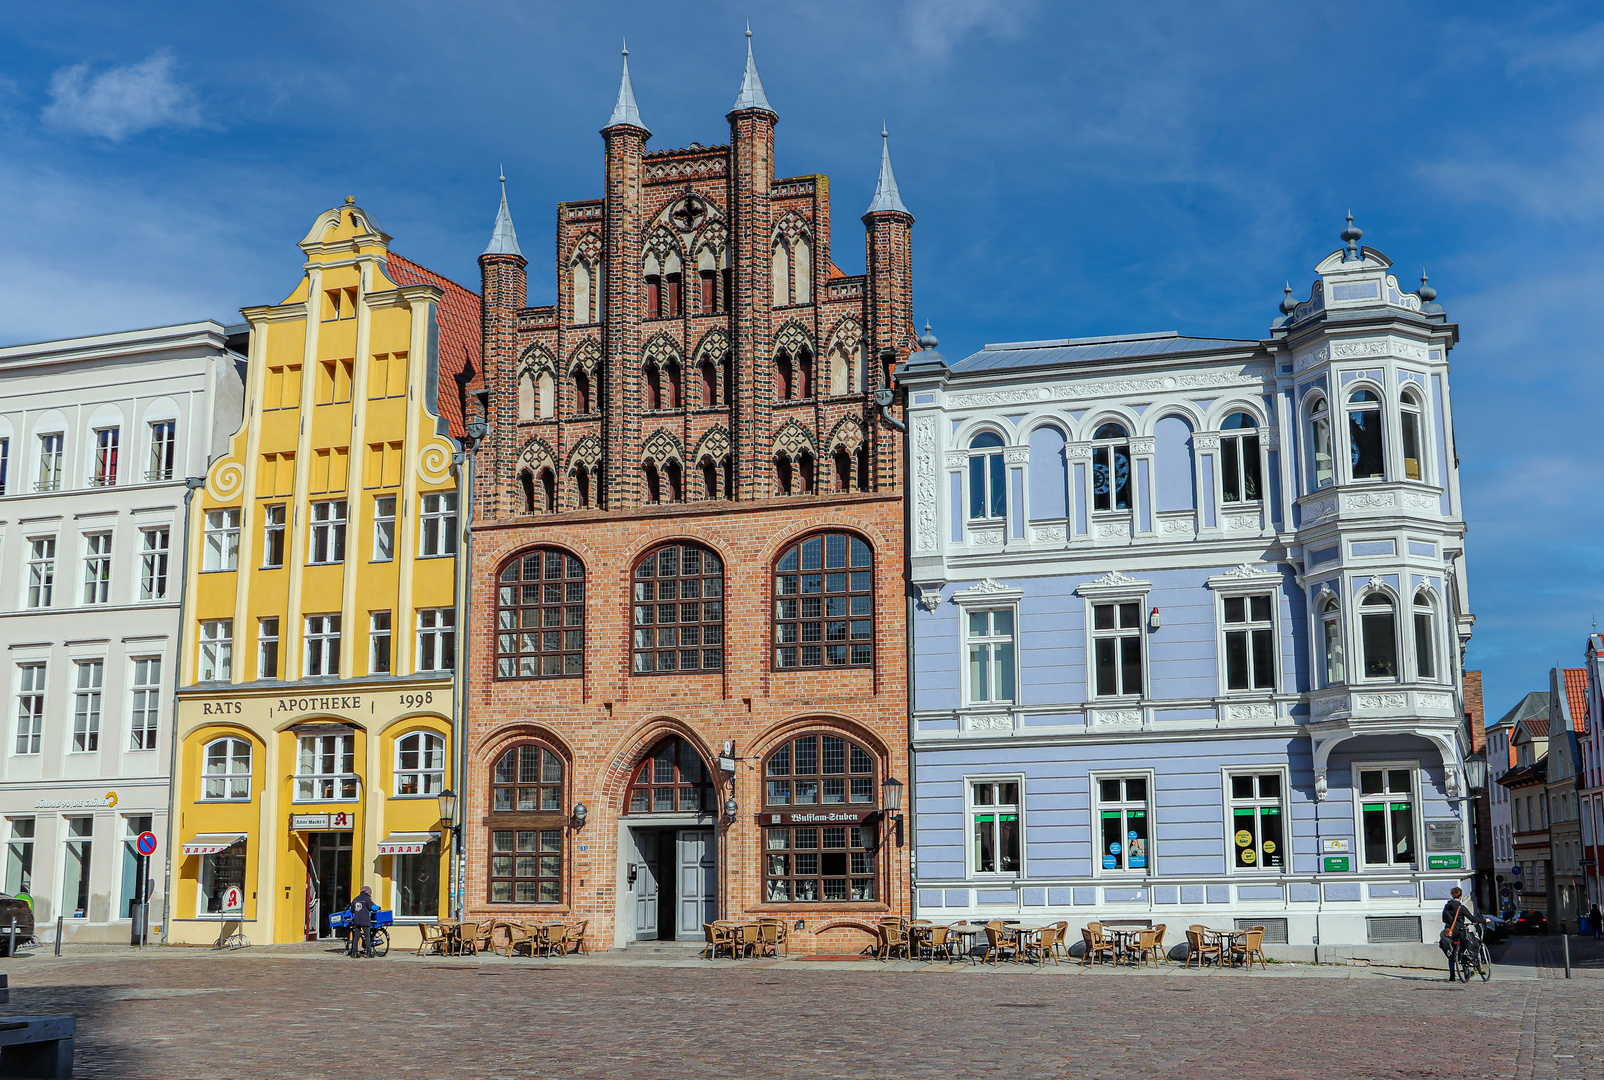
136;831;158;857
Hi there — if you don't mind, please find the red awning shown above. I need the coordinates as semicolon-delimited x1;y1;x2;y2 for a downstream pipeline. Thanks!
376;832;437;856
181;833;245;856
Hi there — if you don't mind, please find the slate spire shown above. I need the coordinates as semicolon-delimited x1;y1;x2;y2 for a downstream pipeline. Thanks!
482;168;521;258
730;24;775;116
606;40;648;133
865;126;910;216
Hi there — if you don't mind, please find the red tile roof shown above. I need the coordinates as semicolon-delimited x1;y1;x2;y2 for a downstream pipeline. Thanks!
1522;717;1551;738
385;251;481;439
1563;667;1589;733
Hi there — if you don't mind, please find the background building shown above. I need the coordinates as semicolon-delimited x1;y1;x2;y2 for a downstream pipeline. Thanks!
0;322;243;941
1500;705;1551;915
167;202;475;947
1546;666;1588;930
1464;670;1494;911
1583;636;1603;914
465;42;912;953
1487;691;1547;909
905;223;1477;964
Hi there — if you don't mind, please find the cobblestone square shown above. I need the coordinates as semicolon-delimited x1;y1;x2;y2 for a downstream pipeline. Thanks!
2;940;1601;1079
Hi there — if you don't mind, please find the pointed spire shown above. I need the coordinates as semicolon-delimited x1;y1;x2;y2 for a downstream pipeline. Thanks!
483;168;521;258
605;40;648;133
730;23;775;116
865;126;910;216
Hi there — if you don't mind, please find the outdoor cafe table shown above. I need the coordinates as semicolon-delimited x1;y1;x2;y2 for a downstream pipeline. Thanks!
1206;929;1245;967
946;922;982;963
1108;929;1143;965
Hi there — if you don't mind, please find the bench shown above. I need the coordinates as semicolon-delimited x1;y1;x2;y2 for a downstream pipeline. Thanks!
0;1017;76;1078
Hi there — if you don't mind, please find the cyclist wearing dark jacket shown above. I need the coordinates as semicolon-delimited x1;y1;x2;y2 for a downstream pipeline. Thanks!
1439;886;1482;978
348;886;376;958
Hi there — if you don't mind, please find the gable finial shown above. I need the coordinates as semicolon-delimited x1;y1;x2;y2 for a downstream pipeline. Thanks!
1341;209;1362;260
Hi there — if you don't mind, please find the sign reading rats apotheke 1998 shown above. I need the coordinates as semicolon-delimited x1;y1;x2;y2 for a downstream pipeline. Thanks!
182;687;451;722
759;810;878;826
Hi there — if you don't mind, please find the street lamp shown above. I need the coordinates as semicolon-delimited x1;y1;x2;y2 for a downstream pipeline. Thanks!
436;789;457;833
1463;752;1487;792
571;802;588;828
724;797;738;822
881;776;903;812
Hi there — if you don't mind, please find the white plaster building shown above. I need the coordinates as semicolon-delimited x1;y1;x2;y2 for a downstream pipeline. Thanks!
0;322;244;942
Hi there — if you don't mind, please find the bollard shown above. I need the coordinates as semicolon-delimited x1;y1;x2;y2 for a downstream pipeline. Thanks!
1563;933;1571;978
6;917;15;958
54;915;63;956
0;973;8;1004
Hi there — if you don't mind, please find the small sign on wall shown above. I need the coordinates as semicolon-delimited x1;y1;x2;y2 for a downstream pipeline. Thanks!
1323;856;1351;872
1428;855;1463;870
1322;838;1351;854
1425;820;1462;852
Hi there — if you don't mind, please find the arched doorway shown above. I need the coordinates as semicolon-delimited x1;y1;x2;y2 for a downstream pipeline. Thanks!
619;736;716;942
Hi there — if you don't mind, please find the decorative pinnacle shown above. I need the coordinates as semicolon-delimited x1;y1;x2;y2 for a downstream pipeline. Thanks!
344;195;355;205
1280;282;1298;315
919;321;939;349
606;37;648;133
1417;270;1436;304
1341;209;1362;259
730;21;774;116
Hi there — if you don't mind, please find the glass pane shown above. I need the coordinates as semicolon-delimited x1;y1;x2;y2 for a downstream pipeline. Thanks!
974;815;995;872
1221;438;1240;503
989;454;1006;519
1094;639;1116;696
1233;808;1259;867
1251;629;1275;689
998;814;1020;872
1387;769;1412;794
1362;804;1388;864
1390;802;1415;864
1362;612;1398;678
1231;775;1254;800
1123;778;1146;802
1349;407;1385;479
1119;636;1142;695
1260;806;1283;868
1101;811;1124;871
1225;631;1249;690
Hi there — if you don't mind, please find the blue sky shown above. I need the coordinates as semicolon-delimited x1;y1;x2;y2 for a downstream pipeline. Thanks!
1;2;1598;720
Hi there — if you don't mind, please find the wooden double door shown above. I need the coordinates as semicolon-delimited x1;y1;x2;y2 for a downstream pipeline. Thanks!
630;828;715;942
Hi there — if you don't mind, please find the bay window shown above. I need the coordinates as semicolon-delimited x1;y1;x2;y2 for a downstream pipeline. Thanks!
1348;389;1385;480
1360;593;1398;679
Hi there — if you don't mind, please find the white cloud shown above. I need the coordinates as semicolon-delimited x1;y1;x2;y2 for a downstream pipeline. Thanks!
906;0;1031;60
42;50;202;141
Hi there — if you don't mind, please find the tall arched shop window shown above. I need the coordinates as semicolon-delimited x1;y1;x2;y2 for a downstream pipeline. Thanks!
201;737;251;800
395;731;446;795
1321;596;1345;686
763;732;878;902
496;549;584;679
1360;592;1398;679
1400;389;1424;481
632;543;724;673
1219;412;1261;503
1412;590;1437;680
627;737;713;813
1308;395;1334;489
773;532;873;669
1091;423;1131;511
1348;389;1385;480
489;743;565;904
968;432;1005;520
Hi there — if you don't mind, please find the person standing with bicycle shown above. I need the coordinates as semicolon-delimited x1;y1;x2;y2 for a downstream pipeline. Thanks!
348;885;376;958
1439;886;1482;981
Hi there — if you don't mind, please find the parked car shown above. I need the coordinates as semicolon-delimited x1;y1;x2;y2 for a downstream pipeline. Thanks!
0;894;35;955
1481;913;1510;943
1511;909;1549;935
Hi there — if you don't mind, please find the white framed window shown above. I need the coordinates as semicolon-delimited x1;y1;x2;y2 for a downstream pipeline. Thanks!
1307;394;1333;490
1356;764;1417;868
26;537;56;608
964;609;1016;704
72;660;103;752
82;532;112;605
1092;600;1144;698
1226;771;1286;871
304;615;341;677
1092;772;1153;875
1412;590;1438;681
1091;422;1132;512
35;432;64;492
146;420;176;481
1347;388;1385;481
5;818;35;895
199;620;232;682
1320;595;1345;686
256;617;280;680
202;737;251;800
14;664;46;756
309;500;346;564
1221;593;1276;692
966;777;1022;876
372;495;395;561
128;657;160;751
0;437;9;495
61;817;93;918
1400;388;1425;482
139;528;169;600
296;732;358;801
419;492;457;557
1359;592;1399;680
967;432;1006;521
393;839;441;919
395;730;446;796
416;608;455;673
369;611;392;674
90;427;120;486
203;509;240;571
261;505;285;569
1219;412;1262;504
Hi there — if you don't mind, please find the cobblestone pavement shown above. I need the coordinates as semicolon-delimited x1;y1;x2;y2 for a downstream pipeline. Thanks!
1;943;1600;1079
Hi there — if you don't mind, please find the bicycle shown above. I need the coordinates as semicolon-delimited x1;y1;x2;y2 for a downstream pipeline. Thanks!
330;907;391;957
1447;925;1491;982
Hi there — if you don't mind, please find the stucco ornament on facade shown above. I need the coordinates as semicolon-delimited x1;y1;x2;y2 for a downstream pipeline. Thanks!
913;416;938;552
1031;525;1067;542
1344;491;1396;510
915;585;944;612
943;450;968;470
1128;437;1156;455
1191;433;1221;451
1002;446;1030;465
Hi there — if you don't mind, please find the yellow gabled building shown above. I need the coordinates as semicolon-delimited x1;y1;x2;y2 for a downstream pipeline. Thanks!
167;199;479;947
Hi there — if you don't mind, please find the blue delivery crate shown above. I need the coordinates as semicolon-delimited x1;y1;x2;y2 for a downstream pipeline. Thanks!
329;907;393;934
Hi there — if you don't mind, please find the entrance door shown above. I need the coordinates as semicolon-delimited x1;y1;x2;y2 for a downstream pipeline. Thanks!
676;830;716;939
309;831;353;939
631;830;659;941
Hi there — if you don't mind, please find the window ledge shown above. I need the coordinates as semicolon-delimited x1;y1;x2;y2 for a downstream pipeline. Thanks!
749;902;888;913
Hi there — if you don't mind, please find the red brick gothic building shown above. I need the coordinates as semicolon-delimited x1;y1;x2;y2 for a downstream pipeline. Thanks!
466;37;913;952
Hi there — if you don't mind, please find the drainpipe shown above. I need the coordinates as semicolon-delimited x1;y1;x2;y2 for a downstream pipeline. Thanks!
160;475;208;944
874;349;913;919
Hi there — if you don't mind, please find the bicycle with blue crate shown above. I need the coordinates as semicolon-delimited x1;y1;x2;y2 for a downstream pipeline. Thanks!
329;905;393;957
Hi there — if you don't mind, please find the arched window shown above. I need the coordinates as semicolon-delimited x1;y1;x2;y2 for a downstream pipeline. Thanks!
632;543;724;673
395;731;446;795
489;742;566;904
644;461;662;504
571;260;591;325
829;345;848;395
855;445;869;492
1309;395;1334;489
1220;412;1261;503
968;431;1006;520
518;470;537;514
645;364;663;410
776;353;793;401
1092;422;1131;511
1321;596;1345;686
699;359;717;406
796;349;813;398
1348;389;1385;480
1412;590;1437;680
496;548;584;679
538;468;556;513
518;372;535;421
762;731;878;902
1400;390;1424;481
1360;592;1398;679
665;361;681;410
792;235;812;304
665;460;683;502
627;737;712;812
833;447;852;492
773;531;874;669
573;466;591;509
798;450;815;495
202;737;252;800
775;453;793;495
772;241;790;307
538;372;555;420
573;369;591;414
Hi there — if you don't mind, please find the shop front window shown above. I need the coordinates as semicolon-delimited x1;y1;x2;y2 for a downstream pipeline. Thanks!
1228;773;1284;870
764;824;876;903
970;780;1021;875
394;839;440;917
199;843;246;915
4;818;33;896
120;815;153;918
627;738;712;813
1096;776;1150;873
62;817;93;918
1359;767;1416;867
762;732;879;902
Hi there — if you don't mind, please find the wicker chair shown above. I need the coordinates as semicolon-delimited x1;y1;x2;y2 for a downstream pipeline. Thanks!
1050;921;1072;961
1080;925;1116;966
569;920;589;954
453;920;479;956
1022;924;1061;966
471;920;497;956
1184;927;1222;969
1232;925;1269;970
755;917;789;955
919;924;958;962
877;921;911;961
541;923;571;957
415;923;447;957
702;922;737;960
1148;924;1168;964
1133;927;1162;967
983;921;1019;965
